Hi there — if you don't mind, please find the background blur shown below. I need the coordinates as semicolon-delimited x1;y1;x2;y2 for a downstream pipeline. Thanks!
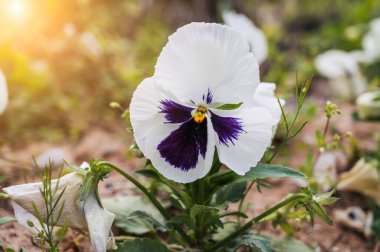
1;0;380;145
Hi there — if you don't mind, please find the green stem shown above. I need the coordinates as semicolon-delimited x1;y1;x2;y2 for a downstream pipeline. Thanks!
102;162;194;246
206;194;305;252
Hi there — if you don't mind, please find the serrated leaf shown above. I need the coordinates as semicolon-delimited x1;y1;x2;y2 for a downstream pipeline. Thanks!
135;168;160;180
235;164;306;182
103;196;165;235
114;238;169;252
216;102;243;110
212;182;247;206
273;238;313;252
226;233;273;252
0;217;16;226
190;204;220;220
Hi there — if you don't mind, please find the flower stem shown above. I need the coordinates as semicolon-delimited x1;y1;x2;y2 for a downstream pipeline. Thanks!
102;161;195;246
206;194;305;252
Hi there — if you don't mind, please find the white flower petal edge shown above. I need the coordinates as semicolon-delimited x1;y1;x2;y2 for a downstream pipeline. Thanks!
314;50;359;79
211;107;274;175
222;11;268;64
155;22;259;105
0;70;8;115
3;172;87;229
251;83;283;124
84;192;116;251
130;77;193;153
144;117;216;183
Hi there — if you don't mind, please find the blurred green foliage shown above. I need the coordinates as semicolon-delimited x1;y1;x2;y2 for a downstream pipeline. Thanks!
0;0;380;145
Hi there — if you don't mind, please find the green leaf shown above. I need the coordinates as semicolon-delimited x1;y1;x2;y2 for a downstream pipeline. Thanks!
114;238;169;252
273;238;314;252
0;217;16;226
226;233;273;252
168;215;194;229
235;164;306;182
212;182;247;206
135;168;160;180
190;204;220;220
103;195;165;235
127;211;168;231
215;102;243;110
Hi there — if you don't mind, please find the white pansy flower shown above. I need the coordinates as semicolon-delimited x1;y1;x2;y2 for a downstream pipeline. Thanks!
130;23;280;183
3;162;115;252
338;158;380;205
356;90;380;120
0;70;8;115
222;11;268;64
361;18;380;63
315;49;367;99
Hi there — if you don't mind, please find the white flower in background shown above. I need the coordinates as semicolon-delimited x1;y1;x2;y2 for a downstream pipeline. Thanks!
130;23;280;183
0;70;8;115
3;162;115;252
338;158;380;205
361;18;380;63
356;90;380;120
80;32;101;55
222;11;268;64
315;49;367;99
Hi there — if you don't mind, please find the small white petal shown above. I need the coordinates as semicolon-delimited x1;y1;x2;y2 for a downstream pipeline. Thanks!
251;82;282;124
4;172;87;230
84;193;115;252
222;11;268;64
315;50;359;79
155;22;259;105
129;77;168;154
212;107;274;175
12;202;46;234
0;70;8;115
144;117;216;183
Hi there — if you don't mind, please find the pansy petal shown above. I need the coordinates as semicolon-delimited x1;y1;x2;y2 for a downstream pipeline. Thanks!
0;70;8;115
130;78;169;153
222;11;268;64
144;117;216;183
155;22;259;105
251;82;282;124
212;107;274;175
84;193;116;252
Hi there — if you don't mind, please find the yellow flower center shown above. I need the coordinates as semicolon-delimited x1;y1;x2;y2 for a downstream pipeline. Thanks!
193;106;207;124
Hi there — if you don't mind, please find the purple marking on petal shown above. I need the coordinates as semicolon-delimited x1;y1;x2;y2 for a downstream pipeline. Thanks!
206;89;213;104
211;111;245;146
157;119;208;171
159;100;193;124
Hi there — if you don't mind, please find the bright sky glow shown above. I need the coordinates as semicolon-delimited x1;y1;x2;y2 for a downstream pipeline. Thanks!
8;0;27;16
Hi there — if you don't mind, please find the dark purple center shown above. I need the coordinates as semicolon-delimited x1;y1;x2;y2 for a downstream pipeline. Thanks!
210;111;245;146
157;93;244;172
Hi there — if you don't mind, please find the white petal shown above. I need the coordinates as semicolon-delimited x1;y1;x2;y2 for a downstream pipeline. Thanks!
251;82;282;124
12;202;46;234
155;22;259;105
315;50;359;79
222;11;268;64
129;77;168;154
144;117;216;183
83;193;115;252
4;172;87;230
0;70;8;115
212;107;274;175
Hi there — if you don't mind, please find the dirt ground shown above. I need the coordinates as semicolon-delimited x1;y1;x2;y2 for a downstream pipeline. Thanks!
1;97;380;251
